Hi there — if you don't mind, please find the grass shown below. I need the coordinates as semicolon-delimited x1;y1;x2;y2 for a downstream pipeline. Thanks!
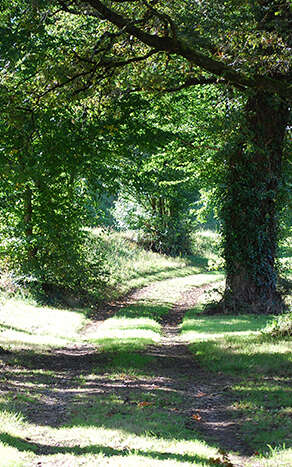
86;314;161;352
1;228;291;466
92;228;199;296
0;299;88;350
181;294;292;465
90;228;223;301
0;406;220;466
0;267;222;466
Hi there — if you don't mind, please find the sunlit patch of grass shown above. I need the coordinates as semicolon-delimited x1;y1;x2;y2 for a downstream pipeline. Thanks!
181;314;268;340
0;299;88;349
0;428;219;466
91;228;202;297
0;411;34;466
181;304;292;462
0;392;221;466
0;442;28;467
87;315;161;351
261;447;292;466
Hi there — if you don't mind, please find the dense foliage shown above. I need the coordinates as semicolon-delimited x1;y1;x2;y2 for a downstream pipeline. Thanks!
0;1;291;312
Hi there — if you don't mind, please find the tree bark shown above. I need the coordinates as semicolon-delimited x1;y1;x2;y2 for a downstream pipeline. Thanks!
220;92;289;314
24;185;37;259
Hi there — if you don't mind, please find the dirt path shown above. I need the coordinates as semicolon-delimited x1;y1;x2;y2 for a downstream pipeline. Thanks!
78;283;252;465
1;279;257;466
140;285;252;467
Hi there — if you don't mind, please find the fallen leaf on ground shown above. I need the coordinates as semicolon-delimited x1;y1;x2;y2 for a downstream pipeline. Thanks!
195;391;208;398
192;413;202;421
210;457;234;466
138;401;153;408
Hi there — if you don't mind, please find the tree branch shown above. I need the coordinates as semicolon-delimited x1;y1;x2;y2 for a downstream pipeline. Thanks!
36;69;96;102
99;48;158;68
73;0;291;98
120;76;235;96
34;48;158;102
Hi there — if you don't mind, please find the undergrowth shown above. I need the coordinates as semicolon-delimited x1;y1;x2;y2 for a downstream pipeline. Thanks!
261;311;292;339
1;228;199;307
90;228;204;298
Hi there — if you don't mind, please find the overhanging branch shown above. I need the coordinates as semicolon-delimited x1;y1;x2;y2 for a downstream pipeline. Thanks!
71;0;291;99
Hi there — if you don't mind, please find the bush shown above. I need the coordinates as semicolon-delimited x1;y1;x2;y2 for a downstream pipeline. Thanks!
191;230;224;271
138;216;191;256
112;195;191;256
262;311;292;339
1;229;110;306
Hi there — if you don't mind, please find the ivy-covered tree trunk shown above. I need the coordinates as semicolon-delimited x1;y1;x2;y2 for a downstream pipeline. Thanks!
222;92;289;314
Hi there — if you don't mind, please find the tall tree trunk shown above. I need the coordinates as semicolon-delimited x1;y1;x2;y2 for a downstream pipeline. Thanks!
24;185;37;259
221;92;289;314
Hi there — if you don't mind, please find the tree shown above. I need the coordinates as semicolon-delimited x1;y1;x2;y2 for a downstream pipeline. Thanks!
50;0;290;313
220;92;290;313
0;58;123;300
108;87;225;255
1;0;291;312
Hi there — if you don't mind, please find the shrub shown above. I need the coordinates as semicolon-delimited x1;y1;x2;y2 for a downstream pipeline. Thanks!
112;194;191;256
262;311;292;339
1;229;110;306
